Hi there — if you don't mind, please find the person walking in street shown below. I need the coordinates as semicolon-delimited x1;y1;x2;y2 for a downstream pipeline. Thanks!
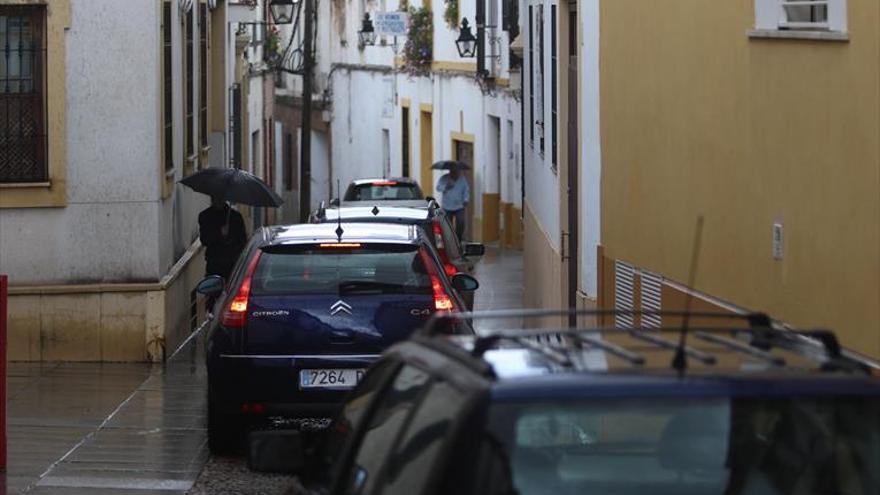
199;195;248;310
436;167;469;241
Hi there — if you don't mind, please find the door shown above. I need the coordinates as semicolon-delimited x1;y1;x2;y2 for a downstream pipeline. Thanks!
452;140;475;241
402;106;411;177
566;8;579;326
419;110;433;194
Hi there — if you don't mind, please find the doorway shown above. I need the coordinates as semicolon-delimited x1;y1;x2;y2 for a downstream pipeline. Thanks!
485;116;502;243
452;138;476;241
402;105;411;177
419;109;433;192
566;7;579;326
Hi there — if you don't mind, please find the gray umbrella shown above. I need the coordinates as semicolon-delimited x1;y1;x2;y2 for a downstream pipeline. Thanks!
431;160;471;171
180;167;284;207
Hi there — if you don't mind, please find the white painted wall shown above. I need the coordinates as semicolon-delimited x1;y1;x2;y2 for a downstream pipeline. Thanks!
523;0;560;248
0;0;164;284
579;0;601;298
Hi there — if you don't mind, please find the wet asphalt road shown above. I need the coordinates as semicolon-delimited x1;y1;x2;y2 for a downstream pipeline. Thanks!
4;245;522;494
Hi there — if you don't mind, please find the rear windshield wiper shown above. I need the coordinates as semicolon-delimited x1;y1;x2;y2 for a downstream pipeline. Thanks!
338;280;425;295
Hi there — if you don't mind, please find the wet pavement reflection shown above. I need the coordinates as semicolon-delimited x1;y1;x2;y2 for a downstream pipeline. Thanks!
5;329;209;494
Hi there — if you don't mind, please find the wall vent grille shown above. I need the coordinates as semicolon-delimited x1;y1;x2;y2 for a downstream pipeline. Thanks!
614;261;635;328
640;270;662;328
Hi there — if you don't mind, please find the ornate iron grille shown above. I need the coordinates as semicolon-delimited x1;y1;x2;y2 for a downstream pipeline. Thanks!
0;6;46;183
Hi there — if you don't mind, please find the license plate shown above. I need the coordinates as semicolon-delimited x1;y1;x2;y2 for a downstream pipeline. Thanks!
299;368;366;389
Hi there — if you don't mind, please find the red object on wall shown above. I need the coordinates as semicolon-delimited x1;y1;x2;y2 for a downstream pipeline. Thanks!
1;274;7;472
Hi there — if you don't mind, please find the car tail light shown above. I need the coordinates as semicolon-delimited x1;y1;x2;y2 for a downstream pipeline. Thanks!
432;221;457;277
419;249;455;312
372;180;399;186
221;251;262;328
241;403;266;414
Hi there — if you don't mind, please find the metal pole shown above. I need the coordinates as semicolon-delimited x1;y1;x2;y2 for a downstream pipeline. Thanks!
476;0;486;76
298;0;314;223
0;274;7;472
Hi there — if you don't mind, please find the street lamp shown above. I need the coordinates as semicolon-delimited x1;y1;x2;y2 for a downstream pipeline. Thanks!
358;13;376;47
455;17;477;58
270;0;296;25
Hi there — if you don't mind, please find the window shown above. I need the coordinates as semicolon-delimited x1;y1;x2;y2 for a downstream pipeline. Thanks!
163;1;173;172
550;5;557;171
0;6;46;183
382;380;468;494
317;361;398;487
528;6;533;144
536;5;544;154
754;0;847;33
185;6;194;163
199;1;208;153
342;365;431;495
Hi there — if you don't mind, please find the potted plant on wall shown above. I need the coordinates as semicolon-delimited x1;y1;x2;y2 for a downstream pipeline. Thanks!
443;0;458;29
402;6;432;77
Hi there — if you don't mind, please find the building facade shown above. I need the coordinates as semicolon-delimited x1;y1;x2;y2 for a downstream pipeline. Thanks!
523;0;880;358
0;0;273;362
274;0;524;244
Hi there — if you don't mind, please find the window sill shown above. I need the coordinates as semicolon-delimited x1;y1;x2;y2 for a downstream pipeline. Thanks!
748;29;849;42
0;181;51;189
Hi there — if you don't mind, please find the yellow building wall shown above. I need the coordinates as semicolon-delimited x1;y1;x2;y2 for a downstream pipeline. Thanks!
600;0;880;357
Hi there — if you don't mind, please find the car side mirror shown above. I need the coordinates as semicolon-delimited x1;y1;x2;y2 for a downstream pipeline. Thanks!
196;275;224;297
464;243;485;258
451;273;479;292
247;430;306;473
330;198;340;207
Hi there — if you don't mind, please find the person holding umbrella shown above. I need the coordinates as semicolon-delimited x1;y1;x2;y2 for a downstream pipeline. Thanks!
434;161;470;241
198;194;247;282
180;167;284;312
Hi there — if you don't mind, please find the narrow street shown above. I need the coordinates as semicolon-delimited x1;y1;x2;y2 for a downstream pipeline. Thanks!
3;245;522;495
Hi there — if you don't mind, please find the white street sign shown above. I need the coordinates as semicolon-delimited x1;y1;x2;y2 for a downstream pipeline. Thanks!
374;12;409;36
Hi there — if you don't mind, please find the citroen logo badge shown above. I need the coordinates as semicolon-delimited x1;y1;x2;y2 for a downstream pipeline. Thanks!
330;300;353;316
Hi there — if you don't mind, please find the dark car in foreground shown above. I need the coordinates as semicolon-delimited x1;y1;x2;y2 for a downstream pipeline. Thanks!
263;310;880;495
341;178;424;202
196;222;477;454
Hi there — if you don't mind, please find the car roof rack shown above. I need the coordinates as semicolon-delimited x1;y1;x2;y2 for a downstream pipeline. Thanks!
422;309;880;376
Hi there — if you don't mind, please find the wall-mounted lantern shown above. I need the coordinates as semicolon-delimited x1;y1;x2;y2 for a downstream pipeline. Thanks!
270;0;297;24
455;17;477;58
358;13;377;47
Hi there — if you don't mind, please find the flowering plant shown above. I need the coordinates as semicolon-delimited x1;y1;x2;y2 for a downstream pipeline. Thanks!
402;7;432;77
443;0;458;29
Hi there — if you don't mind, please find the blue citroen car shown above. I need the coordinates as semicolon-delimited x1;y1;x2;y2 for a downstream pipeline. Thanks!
196;222;478;454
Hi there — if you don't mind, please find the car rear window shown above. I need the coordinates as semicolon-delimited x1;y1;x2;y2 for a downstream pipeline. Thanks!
345;182;423;201
488;395;880;495
250;244;433;295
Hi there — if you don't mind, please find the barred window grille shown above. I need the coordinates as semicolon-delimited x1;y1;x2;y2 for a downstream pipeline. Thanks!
163;1;173;171
0;6;47;183
781;0;829;29
614;261;635;329
185;8;194;161
640;270;663;328
199;2;208;153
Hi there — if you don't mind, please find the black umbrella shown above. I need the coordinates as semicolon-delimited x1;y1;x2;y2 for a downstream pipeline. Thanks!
180;167;284;207
431;160;471;171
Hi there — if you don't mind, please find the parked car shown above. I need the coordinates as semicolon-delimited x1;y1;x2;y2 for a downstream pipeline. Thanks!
340;177;424;202
196;222;478;454
310;202;484;309
265;310;880;495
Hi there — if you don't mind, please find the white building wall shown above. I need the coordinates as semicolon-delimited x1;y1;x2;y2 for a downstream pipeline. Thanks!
523;0;560;249
0;0;163;285
579;0;601;298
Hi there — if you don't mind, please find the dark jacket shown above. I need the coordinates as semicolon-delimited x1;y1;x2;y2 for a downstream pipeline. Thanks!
199;204;247;280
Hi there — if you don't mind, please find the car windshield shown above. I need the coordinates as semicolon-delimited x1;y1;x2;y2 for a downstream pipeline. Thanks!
488;396;880;495
345;182;423;200
250;244;432;295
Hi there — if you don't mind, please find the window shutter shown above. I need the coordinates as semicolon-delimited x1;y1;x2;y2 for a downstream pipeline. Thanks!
614;261;635;328
640;270;662;328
